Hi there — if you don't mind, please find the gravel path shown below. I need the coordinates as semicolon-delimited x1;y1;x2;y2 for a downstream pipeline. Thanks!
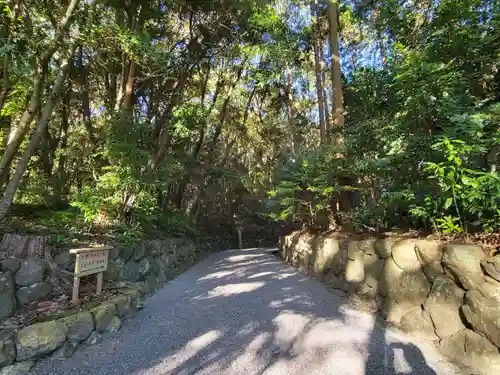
31;248;459;375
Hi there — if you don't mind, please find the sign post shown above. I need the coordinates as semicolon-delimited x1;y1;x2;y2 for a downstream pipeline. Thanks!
70;246;112;305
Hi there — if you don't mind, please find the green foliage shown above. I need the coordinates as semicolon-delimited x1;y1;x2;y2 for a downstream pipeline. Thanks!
269;0;500;235
1;0;499;242
268;148;346;229
418;138;500;232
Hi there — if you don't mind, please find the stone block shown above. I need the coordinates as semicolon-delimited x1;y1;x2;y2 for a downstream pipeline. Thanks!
16;321;68;361
391;239;420;271
0;330;16;367
90;303;116;333
462;289;500;347
16;282;52;305
442;244;486;290
60;311;94;343
14;258;45;287
423;275;465;338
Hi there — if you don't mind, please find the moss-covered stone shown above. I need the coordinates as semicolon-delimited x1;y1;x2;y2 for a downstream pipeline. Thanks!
146;241;162;256
110;295;132;318
107;316;122;333
90;303;116;333
104;258;124;281
119;261;141;282
138;257;151;277
84;331;102;346
122;287;145;315
119;244;136;262
16;281;52;305
16;321;68;361
0;272;16;321
60;311;94;343
132;244;146;261
14;258;45;287
0;330;16;367
51;340;77;359
0;361;34;375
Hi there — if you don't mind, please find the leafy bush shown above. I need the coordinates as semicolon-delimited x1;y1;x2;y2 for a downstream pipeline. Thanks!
411;137;500;233
268;148;350;230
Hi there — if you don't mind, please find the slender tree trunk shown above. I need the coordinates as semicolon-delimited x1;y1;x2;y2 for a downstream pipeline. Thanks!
0;0;80;185
286;69;299;155
121;61;137;113
379;36;387;68
327;1;351;217
327;0;345;145
311;0;327;144
0;73;43;184
319;40;331;137
206;61;246;155
41;0;81;66
0;118;10;188
0;44;12;114
173;126;205;208
200;62;211;105
78;46;95;141
0;51;74;221
147;67;188;173
54;89;71;201
0;0;15;184
108;73;117;109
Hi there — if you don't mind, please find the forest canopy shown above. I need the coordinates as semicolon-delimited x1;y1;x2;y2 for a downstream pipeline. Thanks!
0;0;498;240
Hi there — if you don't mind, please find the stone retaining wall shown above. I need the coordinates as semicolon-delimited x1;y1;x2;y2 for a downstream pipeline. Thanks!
1;257;58;322
0;237;197;321
280;231;500;375
0;286;145;374
0;237;201;374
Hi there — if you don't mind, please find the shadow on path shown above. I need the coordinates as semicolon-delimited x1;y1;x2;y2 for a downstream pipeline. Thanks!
31;248;448;375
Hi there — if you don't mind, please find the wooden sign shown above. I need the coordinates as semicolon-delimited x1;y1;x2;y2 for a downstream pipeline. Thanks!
70;246;113;304
74;249;109;277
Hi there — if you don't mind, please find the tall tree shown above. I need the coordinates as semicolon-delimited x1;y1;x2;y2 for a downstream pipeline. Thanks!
311;0;327;144
327;0;345;145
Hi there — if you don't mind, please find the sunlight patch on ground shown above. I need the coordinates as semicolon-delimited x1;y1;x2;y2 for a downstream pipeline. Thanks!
237;321;260;337
392;347;413;374
208;282;266;297
247;272;275;279
272;272;296;280
146;330;222;375
226;254;268;262
198;270;237;280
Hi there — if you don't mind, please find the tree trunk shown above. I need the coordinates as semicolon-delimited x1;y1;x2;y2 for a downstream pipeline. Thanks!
121;60;137;113
327;0;345;145
54;90;71;201
40;0;81;66
327;1;351;217
0;73;43;184
0;0;80;185
311;0;327;144
206;61;246;157
0;44;12;114
78;46;95;142
319;40;331;137
147;67;188;173
286;69;299;155
0;52;74;221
